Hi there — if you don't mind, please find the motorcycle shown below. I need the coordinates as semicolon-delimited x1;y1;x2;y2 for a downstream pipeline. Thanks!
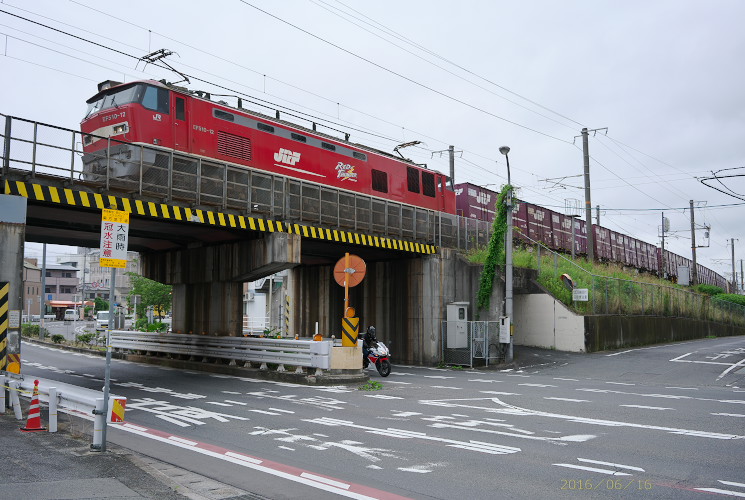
363;340;391;377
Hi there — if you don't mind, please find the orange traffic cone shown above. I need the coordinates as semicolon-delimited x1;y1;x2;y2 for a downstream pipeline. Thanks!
20;379;46;432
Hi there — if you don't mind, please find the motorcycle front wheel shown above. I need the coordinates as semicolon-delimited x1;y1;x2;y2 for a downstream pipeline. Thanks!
376;359;391;377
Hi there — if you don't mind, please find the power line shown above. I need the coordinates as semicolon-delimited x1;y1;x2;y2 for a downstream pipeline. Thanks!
237;1;573;144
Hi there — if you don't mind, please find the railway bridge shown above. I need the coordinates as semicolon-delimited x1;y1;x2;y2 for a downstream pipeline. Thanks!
1;114;497;365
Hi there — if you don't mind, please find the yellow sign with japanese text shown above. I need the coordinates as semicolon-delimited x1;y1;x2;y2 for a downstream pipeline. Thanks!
100;209;130;268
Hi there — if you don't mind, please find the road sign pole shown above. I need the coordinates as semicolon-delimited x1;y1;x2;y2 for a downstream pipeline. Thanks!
98;267;115;452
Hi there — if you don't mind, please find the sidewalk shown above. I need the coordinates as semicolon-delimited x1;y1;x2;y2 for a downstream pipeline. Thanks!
0;401;257;500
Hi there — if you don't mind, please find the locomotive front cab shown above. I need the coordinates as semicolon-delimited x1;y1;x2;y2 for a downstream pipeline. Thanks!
80;81;172;185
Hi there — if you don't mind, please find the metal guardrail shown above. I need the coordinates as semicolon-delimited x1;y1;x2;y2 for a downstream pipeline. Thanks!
0;113;491;250
109;331;332;370
1;373;126;448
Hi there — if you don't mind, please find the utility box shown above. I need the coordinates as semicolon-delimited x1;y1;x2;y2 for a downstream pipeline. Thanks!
446;302;469;349
678;266;690;286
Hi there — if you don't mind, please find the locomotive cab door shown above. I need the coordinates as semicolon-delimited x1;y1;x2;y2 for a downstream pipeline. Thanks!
172;95;189;152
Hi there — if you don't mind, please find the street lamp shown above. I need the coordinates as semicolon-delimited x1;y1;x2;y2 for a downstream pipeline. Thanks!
499;146;514;363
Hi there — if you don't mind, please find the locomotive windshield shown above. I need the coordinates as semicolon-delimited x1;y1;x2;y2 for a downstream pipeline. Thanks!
84;83;169;118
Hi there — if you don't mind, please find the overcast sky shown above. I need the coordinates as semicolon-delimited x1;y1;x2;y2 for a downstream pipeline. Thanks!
2;0;744;281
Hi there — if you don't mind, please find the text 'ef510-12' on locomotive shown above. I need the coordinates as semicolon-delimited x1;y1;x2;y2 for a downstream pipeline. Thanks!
79;79;726;289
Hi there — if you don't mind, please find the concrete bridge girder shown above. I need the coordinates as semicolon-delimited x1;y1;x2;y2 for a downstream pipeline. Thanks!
141;232;301;336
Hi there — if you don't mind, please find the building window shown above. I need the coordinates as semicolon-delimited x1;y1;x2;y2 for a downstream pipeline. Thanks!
46;271;51;277
45;286;54;294
61;286;73;294
371;169;388;193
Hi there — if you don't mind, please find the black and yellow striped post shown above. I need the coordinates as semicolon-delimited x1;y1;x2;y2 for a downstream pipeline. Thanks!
284;294;291;336
0;281;8;372
342;317;360;347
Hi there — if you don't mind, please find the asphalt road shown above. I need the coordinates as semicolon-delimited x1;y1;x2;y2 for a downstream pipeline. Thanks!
17;336;745;499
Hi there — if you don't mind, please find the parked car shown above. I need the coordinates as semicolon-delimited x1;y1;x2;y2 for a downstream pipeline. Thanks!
63;309;77;321
96;311;109;330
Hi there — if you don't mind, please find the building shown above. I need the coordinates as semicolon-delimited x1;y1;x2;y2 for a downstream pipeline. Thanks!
44;263;80;318
22;258;42;318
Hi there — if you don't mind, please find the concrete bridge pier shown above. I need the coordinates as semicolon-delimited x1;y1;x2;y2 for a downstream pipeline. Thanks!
142;232;301;336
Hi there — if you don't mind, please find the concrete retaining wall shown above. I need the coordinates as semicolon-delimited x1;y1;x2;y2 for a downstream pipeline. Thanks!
514;294;586;352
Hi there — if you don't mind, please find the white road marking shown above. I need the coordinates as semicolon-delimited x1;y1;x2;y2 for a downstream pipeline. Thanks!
544;397;590;403
278;446;295;451
206;402;233;407
620;405;675;411
670;352;731;366
711;413;745;418
168;436;198;446
553;463;631;476
554;377;579;381
430;386;460;389
718;357;745;381
423;375;455;379
269;408;295;414
391;412;421;417
250;410;282;415
385;381;412;385
468;379;503;383
665;387;698;390
519;383;557;388
222;391;242;394
300;473;350;489
506;374;530;378
397;467;431;473
479;391;521;396
606;382;635;386
695;480;745;498
577;458;645;471
224;400;247;405
365;395;404;399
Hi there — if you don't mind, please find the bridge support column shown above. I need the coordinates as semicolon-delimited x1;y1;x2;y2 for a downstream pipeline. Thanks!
143;232;301;337
0;195;27;373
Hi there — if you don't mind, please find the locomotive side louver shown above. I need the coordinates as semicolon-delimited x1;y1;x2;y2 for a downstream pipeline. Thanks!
217;131;252;161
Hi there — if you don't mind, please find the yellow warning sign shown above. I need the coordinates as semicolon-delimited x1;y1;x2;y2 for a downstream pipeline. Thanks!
100;209;130;268
111;398;127;422
342;316;359;347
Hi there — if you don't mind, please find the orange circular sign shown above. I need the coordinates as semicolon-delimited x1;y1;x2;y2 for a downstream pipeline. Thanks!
333;254;366;287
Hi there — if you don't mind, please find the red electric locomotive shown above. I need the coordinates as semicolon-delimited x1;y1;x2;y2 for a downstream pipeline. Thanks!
80;79;455;214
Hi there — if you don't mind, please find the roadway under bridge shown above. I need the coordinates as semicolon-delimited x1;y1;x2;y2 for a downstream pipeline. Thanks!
1;114;498;365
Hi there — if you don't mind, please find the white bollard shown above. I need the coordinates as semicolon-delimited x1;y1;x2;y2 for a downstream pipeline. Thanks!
10;381;23;420
48;387;58;433
91;398;104;450
0;381;5;415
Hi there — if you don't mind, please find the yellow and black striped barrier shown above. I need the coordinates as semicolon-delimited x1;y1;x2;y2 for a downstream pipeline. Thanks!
342;316;359;347
0;281;7;372
4;180;437;255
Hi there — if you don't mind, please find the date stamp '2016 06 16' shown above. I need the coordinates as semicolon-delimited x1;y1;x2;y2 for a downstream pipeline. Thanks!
561;479;653;491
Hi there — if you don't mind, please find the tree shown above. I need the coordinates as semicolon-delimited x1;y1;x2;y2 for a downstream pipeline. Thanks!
126;273;172;320
94;297;109;312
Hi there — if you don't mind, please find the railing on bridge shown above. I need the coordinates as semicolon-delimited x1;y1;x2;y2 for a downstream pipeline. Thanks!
1;114;493;251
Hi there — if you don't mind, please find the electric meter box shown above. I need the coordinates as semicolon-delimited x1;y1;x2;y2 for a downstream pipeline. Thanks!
446;302;469;349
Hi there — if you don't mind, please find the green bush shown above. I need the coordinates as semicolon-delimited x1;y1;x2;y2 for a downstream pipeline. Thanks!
714;294;745;307
135;318;149;331
21;323;49;338
75;333;95;345
50;334;65;344
146;322;167;332
694;284;724;296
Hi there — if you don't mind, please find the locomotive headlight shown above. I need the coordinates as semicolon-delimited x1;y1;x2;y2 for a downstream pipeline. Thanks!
112;123;128;135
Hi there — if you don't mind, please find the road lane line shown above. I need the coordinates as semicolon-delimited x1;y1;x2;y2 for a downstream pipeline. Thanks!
577;458;644;471
553;463;631;476
168;436;198;446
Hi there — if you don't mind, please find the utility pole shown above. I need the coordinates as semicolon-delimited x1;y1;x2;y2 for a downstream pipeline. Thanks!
448;145;455;190
582;128;594;262
731;238;737;292
689;200;698;286
740;259;744;293
661;212;666;279
596;205;600;226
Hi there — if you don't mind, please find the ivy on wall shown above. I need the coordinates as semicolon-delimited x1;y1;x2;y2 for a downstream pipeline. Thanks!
476;185;511;315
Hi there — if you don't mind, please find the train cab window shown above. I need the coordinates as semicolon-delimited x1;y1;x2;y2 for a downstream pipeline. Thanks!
257;123;274;133
214;109;235;122
407;167;420;193
291;133;307;143
322;142;336;151
352;151;367;161
372;169;388;193
422;171;436;197
141;86;169;114
175;97;186;120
